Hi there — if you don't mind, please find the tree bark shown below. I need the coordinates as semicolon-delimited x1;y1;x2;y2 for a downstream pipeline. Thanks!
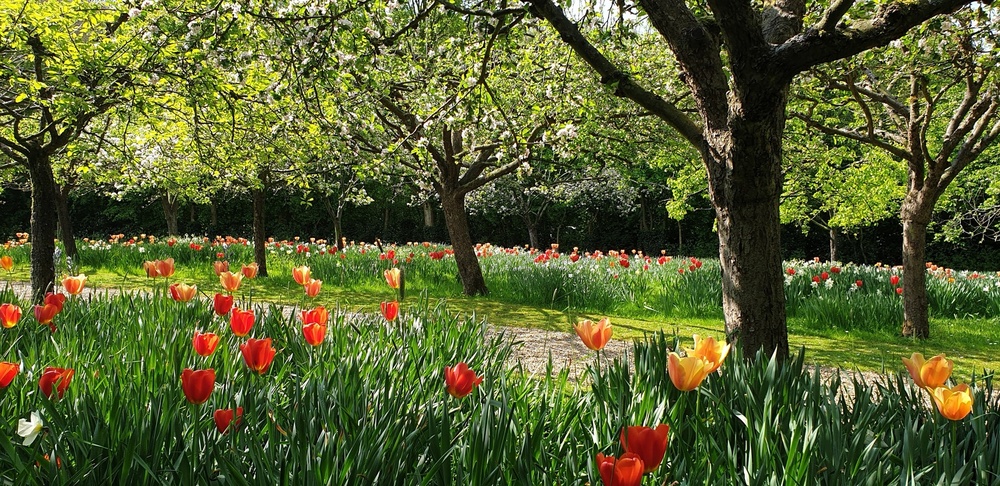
252;186;269;278
829;226;838;262
209;199;218;228
441;191;488;295
706;102;789;360
162;194;179;236
527;222;540;250
27;153;58;303
900;197;933;338
54;183;78;261
423;201;434;227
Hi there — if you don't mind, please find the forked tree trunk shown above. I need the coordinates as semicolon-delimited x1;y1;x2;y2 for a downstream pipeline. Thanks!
440;191;488;295
900;195;934;338
162;195;179;236
55;183;78;261
27;153;58;303
706;101;789;360
252;186;268;278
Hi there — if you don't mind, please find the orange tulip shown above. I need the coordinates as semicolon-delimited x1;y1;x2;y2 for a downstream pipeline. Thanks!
384;268;401;289
155;258;175;278
668;353;712;391
169;283;198;302
39;367;74;400
214;407;244;434
300;306;329;326
220;271;243;293
62;274;87;295
0;255;13;272
230;308;254;337
685;334;731;374
213;293;234;316
0;303;21;328
213;260;230;276
142;260;159;278
902;353;953;389
596;452;644;486
303;322;327;346
292;265;311;286
44;292;66;313
574;318;612;351
240;338;277;374
34;304;59;326
303;278;322;298
192;330;220;357
180;368;215;404
928;384;974;421
241;263;259;279
0;361;18;387
444;362;483;399
381;301;399;321
620;424;670;473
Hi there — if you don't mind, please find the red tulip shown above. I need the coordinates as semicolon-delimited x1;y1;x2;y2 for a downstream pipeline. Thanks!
214;407;244;433
213;260;230;276
303;322;327;346
169;283;198;302
167;238;176;247
620;424;670;472
896;287;904;295
34;304;59;326
240;338;276;374
890;275;900;286
241;263;259;279
303;278;322;298
381;301;399;321
62;274;87;295
39;367;74;399
230;308;254;337
180;368;215;404
300;306;329;326
213;293;234;316
189;243;202;251
811;275;820;283
192;330;221;357
219;271;243;293
444;362;483;399
830;266;841;274
820;271;829;280
596;452;644;486
0;303;21;328
44;293;66;313
292;266;311;286
856;279;863;287
155;258;175;278
0;361;18;387
786;267;795;275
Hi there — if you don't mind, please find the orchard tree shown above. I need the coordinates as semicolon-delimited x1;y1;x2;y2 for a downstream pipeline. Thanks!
793;12;1000;338
525;0;988;356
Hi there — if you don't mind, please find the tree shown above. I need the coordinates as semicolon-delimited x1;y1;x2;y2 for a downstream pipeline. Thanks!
525;0;986;357
793;11;1000;338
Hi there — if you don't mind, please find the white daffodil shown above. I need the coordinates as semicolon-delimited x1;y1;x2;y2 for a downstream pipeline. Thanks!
17;411;43;446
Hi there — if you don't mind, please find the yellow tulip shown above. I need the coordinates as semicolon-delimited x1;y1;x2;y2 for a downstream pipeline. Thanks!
928;384;974;421
685;334;731;374
668;353;711;391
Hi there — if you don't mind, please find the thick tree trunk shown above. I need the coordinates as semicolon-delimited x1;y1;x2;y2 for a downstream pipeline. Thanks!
900;203;932;338
162;195;179;236
423;201;434;227
54;183;78;261
706;103;789;360
189;203;196;224
27;153;58;303
209;199;218;228
829;226;838;262
527;223;540;250
252;187;268;278
440;192;488;295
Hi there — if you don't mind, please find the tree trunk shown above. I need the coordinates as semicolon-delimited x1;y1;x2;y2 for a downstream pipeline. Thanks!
527;223;540;250
382;207;391;237
162;195;179;236
639;199;649;232
900;201;932;338
252;186;269;278
209;199;218;228
54;183;78;261
189;203;196;224
705;103;789;360
26;153;58;303
676;219;682;254
829;226;838;262
423;201;434;227
440;191;488;295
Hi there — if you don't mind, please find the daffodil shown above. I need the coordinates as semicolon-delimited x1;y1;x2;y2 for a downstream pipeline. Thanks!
17;411;43;446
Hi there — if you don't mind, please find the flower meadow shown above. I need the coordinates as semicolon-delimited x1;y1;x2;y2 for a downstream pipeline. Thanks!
0;237;999;483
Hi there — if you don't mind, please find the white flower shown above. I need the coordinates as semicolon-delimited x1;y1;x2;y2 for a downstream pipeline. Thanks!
824;278;834;289
17;411;43;446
